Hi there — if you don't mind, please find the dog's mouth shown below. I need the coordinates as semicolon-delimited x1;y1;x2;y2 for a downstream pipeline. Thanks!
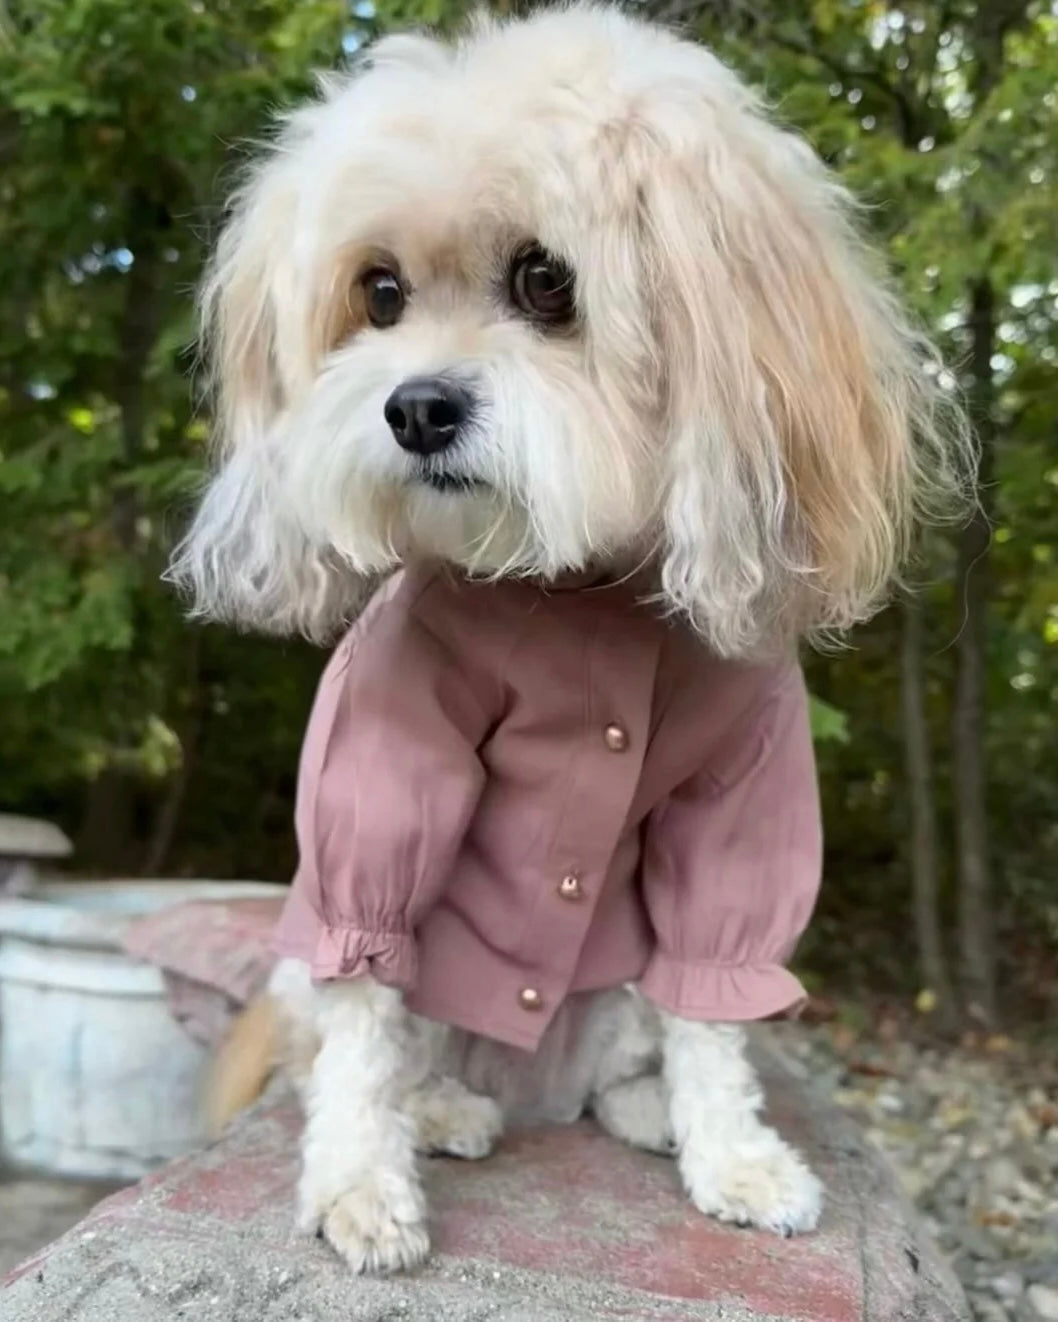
415;470;490;495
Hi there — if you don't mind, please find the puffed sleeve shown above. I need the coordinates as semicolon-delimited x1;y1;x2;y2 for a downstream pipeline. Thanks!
638;666;822;1022
273;582;494;988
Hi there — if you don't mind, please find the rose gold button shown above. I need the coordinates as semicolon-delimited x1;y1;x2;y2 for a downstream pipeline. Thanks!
518;987;544;1011
603;723;628;752
558;874;583;901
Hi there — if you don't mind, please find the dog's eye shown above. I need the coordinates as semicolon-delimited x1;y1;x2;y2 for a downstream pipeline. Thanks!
509;246;575;326
362;268;405;329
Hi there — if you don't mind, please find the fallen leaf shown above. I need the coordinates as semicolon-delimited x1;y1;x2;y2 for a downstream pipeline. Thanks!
801;996;839;1024
975;1209;1020;1228
848;1060;900;1079
936;1100;974;1127
1029;1103;1058;1129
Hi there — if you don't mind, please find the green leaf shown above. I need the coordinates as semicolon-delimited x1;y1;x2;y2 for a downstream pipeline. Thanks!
809;695;850;744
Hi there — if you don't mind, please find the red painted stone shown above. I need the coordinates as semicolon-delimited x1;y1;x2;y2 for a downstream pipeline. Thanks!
428;1125;857;1320
0;1058;969;1322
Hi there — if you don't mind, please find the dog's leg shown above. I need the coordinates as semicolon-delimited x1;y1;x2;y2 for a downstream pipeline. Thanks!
405;1075;504;1159
578;989;673;1154
593;1073;675;1155
297;978;429;1273
662;1017;822;1236
399;1015;504;1159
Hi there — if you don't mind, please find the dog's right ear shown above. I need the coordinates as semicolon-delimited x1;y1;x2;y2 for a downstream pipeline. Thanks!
201;31;449;452
199;166;296;455
167;81;377;640
166;147;353;640
167;37;449;638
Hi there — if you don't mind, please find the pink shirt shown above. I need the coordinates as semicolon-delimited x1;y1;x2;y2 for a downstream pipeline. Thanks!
274;566;822;1051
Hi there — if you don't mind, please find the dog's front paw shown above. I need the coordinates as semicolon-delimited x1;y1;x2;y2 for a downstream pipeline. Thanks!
299;1177;429;1274
409;1078;504;1160
679;1131;823;1237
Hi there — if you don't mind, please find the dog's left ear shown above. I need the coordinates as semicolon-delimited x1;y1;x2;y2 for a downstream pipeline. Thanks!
638;59;970;656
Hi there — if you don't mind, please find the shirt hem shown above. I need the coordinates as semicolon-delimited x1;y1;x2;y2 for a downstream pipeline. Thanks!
404;987;552;1053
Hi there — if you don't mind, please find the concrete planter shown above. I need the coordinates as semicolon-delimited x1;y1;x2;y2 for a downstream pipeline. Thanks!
0;813;72;894
0;879;285;1180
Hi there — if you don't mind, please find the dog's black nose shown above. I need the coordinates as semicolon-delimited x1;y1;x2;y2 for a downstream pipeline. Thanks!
384;377;469;456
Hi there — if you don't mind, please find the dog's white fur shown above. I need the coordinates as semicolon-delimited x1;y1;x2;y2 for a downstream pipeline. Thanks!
270;962;821;1270
169;3;971;1273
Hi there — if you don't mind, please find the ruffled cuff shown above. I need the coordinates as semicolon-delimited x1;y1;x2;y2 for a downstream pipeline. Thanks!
638;953;807;1022
309;925;418;989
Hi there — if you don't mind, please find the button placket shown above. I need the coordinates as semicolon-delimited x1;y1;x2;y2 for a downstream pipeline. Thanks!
508;617;661;1043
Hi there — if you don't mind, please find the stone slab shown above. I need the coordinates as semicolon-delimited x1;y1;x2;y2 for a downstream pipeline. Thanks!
0;1047;969;1322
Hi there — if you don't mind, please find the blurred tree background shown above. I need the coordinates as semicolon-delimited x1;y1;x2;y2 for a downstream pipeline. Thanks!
0;0;1054;1031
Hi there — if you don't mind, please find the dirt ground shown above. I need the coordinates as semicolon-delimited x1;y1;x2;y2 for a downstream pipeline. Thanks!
0;1169;124;1276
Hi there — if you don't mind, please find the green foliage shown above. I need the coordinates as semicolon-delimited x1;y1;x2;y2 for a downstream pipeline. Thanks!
0;0;348;855
809;696;850;745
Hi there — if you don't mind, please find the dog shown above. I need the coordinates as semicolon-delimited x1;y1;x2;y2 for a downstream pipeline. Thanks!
168;3;970;1274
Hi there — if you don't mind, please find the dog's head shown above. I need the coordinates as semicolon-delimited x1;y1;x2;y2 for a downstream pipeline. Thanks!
169;4;970;656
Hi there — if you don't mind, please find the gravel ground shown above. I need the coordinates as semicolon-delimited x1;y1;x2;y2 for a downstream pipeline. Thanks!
787;1021;1058;1322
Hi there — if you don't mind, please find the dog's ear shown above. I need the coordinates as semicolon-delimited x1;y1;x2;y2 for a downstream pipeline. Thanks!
168;34;454;637
165;137;358;639
199;32;449;454
167;37;450;639
639;59;970;656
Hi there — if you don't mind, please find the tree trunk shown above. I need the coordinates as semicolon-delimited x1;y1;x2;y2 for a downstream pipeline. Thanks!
87;190;168;868
141;638;203;877
113;190;164;551
900;599;958;1029
140;736;195;877
953;275;997;1026
79;768;136;873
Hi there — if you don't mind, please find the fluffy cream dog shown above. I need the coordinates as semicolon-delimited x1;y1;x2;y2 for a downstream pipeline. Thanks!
170;2;969;1275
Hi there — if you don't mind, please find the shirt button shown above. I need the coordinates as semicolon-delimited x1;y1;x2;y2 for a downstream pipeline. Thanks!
518;987;544;1011
603;723;628;752
558;874;583;901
